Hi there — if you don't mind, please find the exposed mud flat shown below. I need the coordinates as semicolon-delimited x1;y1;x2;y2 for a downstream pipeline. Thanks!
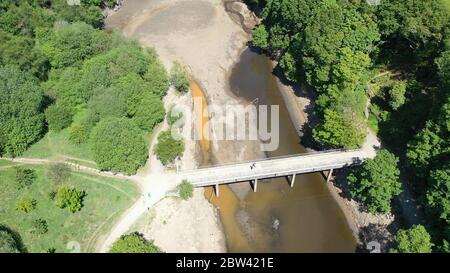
106;0;358;252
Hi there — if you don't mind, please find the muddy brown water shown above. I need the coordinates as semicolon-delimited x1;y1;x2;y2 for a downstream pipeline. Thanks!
105;1;357;252
204;49;357;252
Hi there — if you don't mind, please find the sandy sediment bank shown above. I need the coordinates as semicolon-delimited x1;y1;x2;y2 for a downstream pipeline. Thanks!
105;0;258;252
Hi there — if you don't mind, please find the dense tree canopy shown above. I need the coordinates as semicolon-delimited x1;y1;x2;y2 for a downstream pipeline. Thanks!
391;225;433;253
0;65;45;157
154;130;185;166
347;150;402;214
253;0;380;148
90;118;149;174
251;0;450;251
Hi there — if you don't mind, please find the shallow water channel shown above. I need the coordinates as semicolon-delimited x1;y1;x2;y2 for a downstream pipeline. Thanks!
203;49;357;252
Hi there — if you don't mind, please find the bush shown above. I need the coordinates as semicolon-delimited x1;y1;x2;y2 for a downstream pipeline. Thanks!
16;197;37;213
15;168;36;190
154;130;185;166
391;225;433;253
177;180;193;200
110;232;161;253
48;163;71;186
167;106;184;126
30;219;48;235
69;123;89;144
170;62;190;93
55;186;86;213
388;81;407;110
44;104;73;132
90;118;148;174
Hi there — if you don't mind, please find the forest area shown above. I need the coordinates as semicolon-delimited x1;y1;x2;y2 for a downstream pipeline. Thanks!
0;0;173;174
248;0;449;252
0;0;183;253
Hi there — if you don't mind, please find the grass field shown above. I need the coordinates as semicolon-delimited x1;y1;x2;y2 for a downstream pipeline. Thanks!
23;108;97;167
0;164;139;253
442;0;450;12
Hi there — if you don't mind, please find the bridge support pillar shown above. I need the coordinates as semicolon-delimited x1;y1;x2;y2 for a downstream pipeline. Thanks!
215;184;220;197
326;169;334;183
253;178;258;193
290;173;296;188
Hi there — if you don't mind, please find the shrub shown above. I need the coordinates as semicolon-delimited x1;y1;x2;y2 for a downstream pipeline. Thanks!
154;130;185;165
48;163;71;186
167;106;184;126
15;168;36;190
69;123;89;144
55;186;86;213
44;104;73;132
391;225;433;253
110;232;161;253
31;219;48;235
388;81;407;110
170;62;190;93
177;180;193;200
16;197;37;213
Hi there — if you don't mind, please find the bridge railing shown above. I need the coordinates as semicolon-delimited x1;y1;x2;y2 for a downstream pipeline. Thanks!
178;148;358;173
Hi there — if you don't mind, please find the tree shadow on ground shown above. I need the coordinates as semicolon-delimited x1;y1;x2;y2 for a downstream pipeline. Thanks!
356;223;397;253
0;224;27;253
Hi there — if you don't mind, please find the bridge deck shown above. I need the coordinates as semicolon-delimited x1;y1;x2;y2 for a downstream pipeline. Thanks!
179;150;370;187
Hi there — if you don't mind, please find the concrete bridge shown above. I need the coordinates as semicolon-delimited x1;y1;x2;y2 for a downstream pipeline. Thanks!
178;149;375;196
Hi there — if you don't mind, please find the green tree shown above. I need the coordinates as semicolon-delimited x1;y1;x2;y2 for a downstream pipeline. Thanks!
251;25;269;49
391;225;433;253
45;104;73;132
132;93;165;131
177;180;194;200
0;2;53;36
15;168;36;189
313;109;366;149
0;30;49;80
16;197;37;213
51;0;104;28
0;65;45;157
90;118;148;174
35;22;111;69
154;130;185;166
426;167;450;224
110;232;161;253
55;186;86;213
170;62;190;93
86;87;127;126
376;0;448;71
0;230;20;253
347;149;402;214
30;218;48;235
388;81;407;110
